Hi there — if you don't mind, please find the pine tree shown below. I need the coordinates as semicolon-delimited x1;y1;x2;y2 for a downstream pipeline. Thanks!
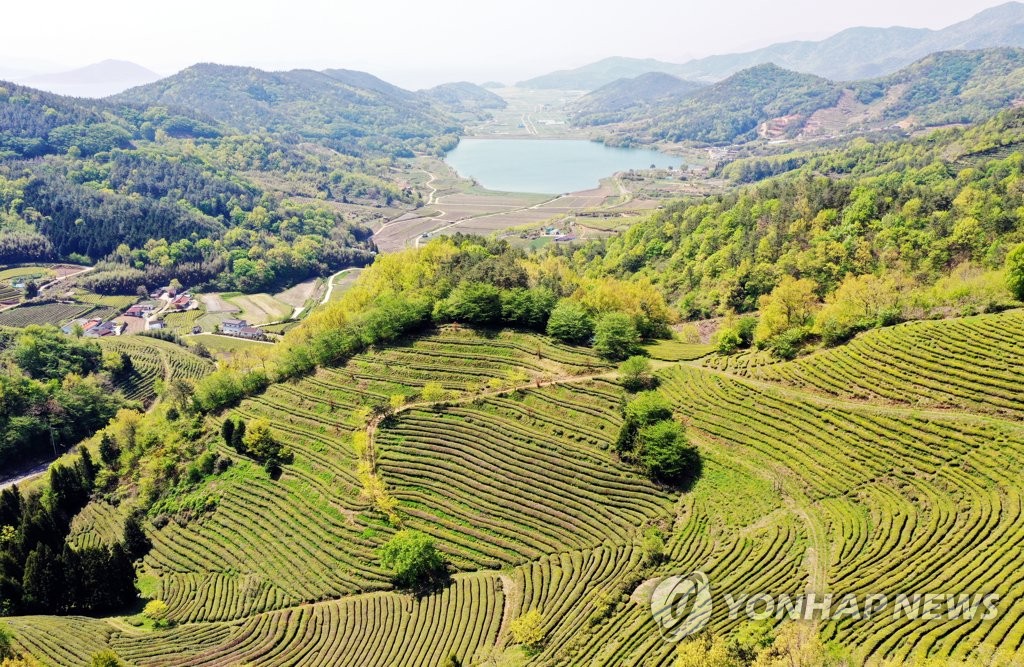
221;418;235;447
21;544;65;613
123;515;151;560
98;432;119;468
231;419;246;454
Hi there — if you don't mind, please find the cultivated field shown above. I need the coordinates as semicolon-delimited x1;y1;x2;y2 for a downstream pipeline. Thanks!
10;311;1024;665
98;335;215;405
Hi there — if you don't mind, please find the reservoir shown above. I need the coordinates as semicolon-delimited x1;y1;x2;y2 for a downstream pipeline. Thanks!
444;138;682;194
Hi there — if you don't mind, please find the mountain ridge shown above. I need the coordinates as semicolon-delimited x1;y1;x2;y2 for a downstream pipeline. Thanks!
520;2;1024;89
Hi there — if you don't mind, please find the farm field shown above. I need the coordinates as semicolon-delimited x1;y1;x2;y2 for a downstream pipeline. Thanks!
9;311;1024;665
0;301;115;327
197;292;293;329
189;332;273;355
98;335;215;404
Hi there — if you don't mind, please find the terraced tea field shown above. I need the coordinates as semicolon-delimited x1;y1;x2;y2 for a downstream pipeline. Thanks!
98;335;215;404
8;311;1024;665
0;301;113;327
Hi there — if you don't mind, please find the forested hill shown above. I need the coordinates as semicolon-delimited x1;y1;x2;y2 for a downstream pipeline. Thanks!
582;48;1024;147
569;72;705;127
420;82;508;114
594;106;1024;324
520;2;1024;90
589;64;840;146
112;64;462;157
0;79;404;294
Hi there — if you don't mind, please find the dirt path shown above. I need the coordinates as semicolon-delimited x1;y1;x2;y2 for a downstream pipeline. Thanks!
496;574;521;647
321;269;362;305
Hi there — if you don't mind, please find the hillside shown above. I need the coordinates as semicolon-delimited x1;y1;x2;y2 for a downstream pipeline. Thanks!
521;2;1024;90
421;81;508;114
0;79;404;293
591;64;842;146
569;72;705;126
582;49;1024;147
518;56;697;90
112;63;461;156
20;59;161;98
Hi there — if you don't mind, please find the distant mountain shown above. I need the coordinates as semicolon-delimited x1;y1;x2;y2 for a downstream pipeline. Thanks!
521;2;1024;90
569;72;705;126
22;60;160;98
518;56;694;91
112;63;460;156
582;48;1024;147
420;82;507;113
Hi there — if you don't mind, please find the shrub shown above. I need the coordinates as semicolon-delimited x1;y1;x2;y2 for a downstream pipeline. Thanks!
378;530;446;591
766;326;812;360
637;420;699;483
593;312;641;360
546;299;593;344
510;608;546;649
142;599;168;622
619;356;655;392
88;651;125;667
715;327;742;354
641;527;665;566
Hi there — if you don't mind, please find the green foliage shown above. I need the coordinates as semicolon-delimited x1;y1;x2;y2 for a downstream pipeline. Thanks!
624;392;673;426
378;529;447;591
641;527;666;566
637;420;698;483
501;286;556;330
88;651;125;667
715;327;742;355
593;312;641;360
754;277;819;346
10;325;101;380
433;282;503;326
510;608;546;649
0;328;126;467
0;623;12;660
546;299;594;344
1007;242;1024;301
765;326;812;361
618;356;655;392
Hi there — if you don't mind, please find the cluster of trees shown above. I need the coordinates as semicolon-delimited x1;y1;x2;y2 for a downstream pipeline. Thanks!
0;326;128;467
596;108;1024;325
190;236;677;414
221;417;293;474
0;79;427;292
616;387;700;485
0;448;145;615
714;258;1020;359
377;529;448;593
674;622;846;667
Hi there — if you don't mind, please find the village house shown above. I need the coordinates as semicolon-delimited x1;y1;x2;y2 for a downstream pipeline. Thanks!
221;318;246;335
125;303;156;318
146;318;166;331
237;326;267;341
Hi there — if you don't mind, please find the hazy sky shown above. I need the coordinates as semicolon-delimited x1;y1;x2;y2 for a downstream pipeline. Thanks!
1;0;1012;88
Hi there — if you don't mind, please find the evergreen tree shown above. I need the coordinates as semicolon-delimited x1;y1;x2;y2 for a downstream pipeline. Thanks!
231;419;246;454
21;544;65;612
221;418;235;448
98;433;119;468
123;515;151;561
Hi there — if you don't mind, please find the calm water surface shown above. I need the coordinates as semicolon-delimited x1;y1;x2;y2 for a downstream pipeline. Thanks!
444;139;682;194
